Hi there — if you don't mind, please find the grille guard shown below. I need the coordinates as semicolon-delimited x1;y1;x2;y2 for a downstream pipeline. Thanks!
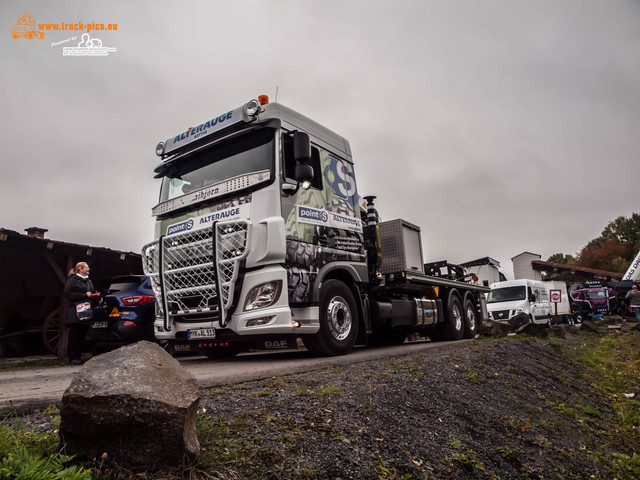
142;220;250;330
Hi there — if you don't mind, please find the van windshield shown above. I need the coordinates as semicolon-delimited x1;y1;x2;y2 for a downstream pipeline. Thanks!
487;286;526;303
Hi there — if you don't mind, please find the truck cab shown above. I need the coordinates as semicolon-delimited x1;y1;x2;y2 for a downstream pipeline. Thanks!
486;279;551;325
568;283;612;322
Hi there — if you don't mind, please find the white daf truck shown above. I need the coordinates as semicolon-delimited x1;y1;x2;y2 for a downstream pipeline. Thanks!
142;96;489;357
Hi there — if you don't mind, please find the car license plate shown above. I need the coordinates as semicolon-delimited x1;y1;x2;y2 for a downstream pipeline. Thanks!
187;328;216;339
92;321;108;329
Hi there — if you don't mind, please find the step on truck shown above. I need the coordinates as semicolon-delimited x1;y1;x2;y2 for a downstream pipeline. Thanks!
141;96;489;357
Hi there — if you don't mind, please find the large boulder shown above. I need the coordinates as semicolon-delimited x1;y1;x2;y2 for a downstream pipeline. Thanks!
59;341;200;469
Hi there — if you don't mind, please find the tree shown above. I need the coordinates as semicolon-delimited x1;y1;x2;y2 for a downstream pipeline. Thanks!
547;253;575;265
575;213;640;273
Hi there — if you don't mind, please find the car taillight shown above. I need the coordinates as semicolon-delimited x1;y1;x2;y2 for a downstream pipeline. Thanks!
122;295;154;306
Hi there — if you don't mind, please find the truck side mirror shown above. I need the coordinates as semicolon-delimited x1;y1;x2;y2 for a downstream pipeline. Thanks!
295;164;314;190
530;294;536;303
293;131;311;162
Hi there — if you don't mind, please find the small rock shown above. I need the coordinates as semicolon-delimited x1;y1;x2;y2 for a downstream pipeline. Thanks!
478;320;512;337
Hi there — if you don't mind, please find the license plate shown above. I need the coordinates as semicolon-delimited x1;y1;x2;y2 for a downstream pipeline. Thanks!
92;321;108;329
187;328;216;339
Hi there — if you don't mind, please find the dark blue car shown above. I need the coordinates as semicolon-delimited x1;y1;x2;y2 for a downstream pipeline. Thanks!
85;275;156;353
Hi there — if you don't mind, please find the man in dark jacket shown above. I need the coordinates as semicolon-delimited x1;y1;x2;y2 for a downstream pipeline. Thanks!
64;261;98;364
625;284;640;323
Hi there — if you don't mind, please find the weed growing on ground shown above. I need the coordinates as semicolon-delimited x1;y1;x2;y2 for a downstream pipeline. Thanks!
0;414;91;480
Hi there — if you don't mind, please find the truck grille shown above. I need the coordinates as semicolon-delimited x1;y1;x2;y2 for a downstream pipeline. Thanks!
142;220;250;327
492;310;511;320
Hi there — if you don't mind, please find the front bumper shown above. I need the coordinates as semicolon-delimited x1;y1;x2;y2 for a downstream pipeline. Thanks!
154;265;319;340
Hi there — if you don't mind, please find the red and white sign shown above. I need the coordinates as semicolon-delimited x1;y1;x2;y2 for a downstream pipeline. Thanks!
550;289;561;303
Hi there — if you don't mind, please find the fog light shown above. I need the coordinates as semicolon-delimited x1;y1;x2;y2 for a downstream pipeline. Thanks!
246;317;273;327
244;281;282;311
292;321;302;328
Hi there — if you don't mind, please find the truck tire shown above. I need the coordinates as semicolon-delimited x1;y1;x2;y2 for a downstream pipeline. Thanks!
440;294;464;341
302;279;358;356
462;295;478;339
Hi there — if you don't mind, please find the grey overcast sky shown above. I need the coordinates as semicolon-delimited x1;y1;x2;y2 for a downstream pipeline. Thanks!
2;0;639;279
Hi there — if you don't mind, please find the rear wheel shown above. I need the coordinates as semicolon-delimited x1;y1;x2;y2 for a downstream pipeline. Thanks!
440;294;464;341
302;279;358;356
463;296;478;339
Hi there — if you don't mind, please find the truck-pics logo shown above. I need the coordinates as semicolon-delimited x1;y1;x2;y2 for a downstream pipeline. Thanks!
11;12;44;39
63;33;116;56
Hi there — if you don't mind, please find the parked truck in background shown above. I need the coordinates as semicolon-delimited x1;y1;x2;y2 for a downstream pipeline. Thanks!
141;96;489;357
567;282;613;323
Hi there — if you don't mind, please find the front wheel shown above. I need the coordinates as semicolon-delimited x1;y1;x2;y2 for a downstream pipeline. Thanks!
302;279;358;356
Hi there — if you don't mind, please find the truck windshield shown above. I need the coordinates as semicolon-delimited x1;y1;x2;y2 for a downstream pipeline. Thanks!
585;290;606;299
487;286;526;303
159;128;274;202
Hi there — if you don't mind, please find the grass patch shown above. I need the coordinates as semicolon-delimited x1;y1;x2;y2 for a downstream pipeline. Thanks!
563;332;640;479
0;414;91;480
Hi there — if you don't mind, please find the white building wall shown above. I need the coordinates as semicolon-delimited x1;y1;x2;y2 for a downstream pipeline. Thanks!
512;252;542;281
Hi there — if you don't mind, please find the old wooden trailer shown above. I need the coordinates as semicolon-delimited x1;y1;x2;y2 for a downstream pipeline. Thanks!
0;227;142;357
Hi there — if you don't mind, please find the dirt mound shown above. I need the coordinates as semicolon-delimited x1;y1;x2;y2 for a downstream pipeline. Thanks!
196;326;638;479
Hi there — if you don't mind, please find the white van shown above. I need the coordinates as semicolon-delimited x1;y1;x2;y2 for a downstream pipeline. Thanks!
543;281;572;324
486;279;552;325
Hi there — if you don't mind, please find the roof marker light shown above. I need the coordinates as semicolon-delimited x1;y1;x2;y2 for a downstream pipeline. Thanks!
155;141;165;156
258;95;269;105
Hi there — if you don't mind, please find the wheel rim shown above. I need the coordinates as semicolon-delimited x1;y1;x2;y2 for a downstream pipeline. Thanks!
326;295;352;341
466;305;476;330
452;304;463;332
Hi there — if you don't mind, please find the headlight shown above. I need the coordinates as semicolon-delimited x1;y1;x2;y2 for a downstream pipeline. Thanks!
244;281;282;311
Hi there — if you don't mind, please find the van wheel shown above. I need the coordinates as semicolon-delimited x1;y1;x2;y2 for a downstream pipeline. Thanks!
463;297;478;339
302;279;358;356
440;294;464;341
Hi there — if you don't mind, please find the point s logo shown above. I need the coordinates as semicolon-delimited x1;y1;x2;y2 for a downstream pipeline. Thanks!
167;219;194;236
11;12;44;39
324;156;357;205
